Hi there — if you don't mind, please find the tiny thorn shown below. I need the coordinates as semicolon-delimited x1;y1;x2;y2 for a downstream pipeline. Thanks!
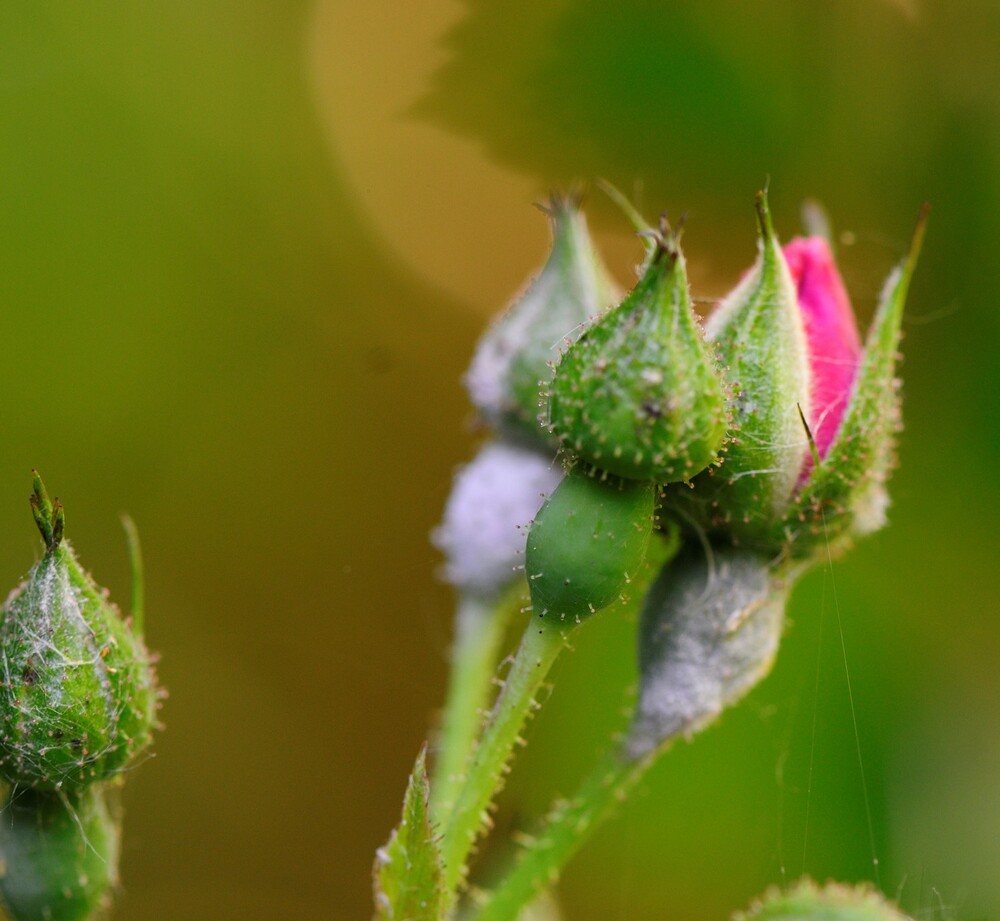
797;403;822;469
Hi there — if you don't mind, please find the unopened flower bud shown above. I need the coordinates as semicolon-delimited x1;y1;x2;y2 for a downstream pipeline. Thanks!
525;467;656;626
432;441;563;599
735;879;912;921
625;544;788;760
673;197;926;559
549;219;727;483
0;475;160;790
0;784;120;921
465;197;617;448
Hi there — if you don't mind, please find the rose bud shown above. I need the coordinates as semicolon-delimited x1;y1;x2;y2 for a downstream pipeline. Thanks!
465;196;617;449
524;466;656;626
0;475;160;790
674;194;926;558
548;216;728;483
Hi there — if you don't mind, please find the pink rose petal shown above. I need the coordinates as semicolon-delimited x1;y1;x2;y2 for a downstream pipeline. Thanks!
784;237;862;479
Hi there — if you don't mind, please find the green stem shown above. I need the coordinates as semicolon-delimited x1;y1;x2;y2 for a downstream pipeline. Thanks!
440;620;570;901
472;746;654;921
431;588;520;826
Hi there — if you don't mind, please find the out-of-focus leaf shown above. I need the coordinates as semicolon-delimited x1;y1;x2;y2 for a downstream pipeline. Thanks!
373;746;445;921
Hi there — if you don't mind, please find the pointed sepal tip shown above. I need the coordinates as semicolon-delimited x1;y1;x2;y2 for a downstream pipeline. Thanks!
30;471;64;552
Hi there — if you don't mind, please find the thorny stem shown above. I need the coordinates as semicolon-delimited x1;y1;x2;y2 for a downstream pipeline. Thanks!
461;529;683;916
430;587;522;826
471;746;655;921
439;621;569;903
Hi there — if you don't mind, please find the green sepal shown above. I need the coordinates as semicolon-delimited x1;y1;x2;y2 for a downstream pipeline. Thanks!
778;207;927;558
0;477;160;790
373;745;446;921
702;190;811;540
0;783;120;921
465;196;618;449
549;220;727;483
735;879;910;921
525;467;656;625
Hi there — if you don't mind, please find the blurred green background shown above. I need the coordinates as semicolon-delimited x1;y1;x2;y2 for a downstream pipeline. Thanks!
0;1;996;919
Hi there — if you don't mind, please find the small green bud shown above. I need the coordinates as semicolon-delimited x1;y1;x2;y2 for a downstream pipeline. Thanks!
735;879;912;921
670;201;926;559
701;190;811;538
626;544;788;760
0;475;160;790
0;784;120;921
465;196;618;448
524;467;656;626
549;218;727;483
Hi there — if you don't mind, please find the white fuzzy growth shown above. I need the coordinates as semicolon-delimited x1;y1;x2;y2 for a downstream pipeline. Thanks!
3;552;111;711
625;547;787;760
464;266;560;416
432;442;563;597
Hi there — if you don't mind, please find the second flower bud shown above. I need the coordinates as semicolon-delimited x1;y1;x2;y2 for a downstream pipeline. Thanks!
548;219;727;484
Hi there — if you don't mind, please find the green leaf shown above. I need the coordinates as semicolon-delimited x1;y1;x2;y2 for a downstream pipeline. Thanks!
373;746;446;921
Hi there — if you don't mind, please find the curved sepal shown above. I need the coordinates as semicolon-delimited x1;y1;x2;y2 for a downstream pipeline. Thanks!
779;207;927;556
702;191;812;539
